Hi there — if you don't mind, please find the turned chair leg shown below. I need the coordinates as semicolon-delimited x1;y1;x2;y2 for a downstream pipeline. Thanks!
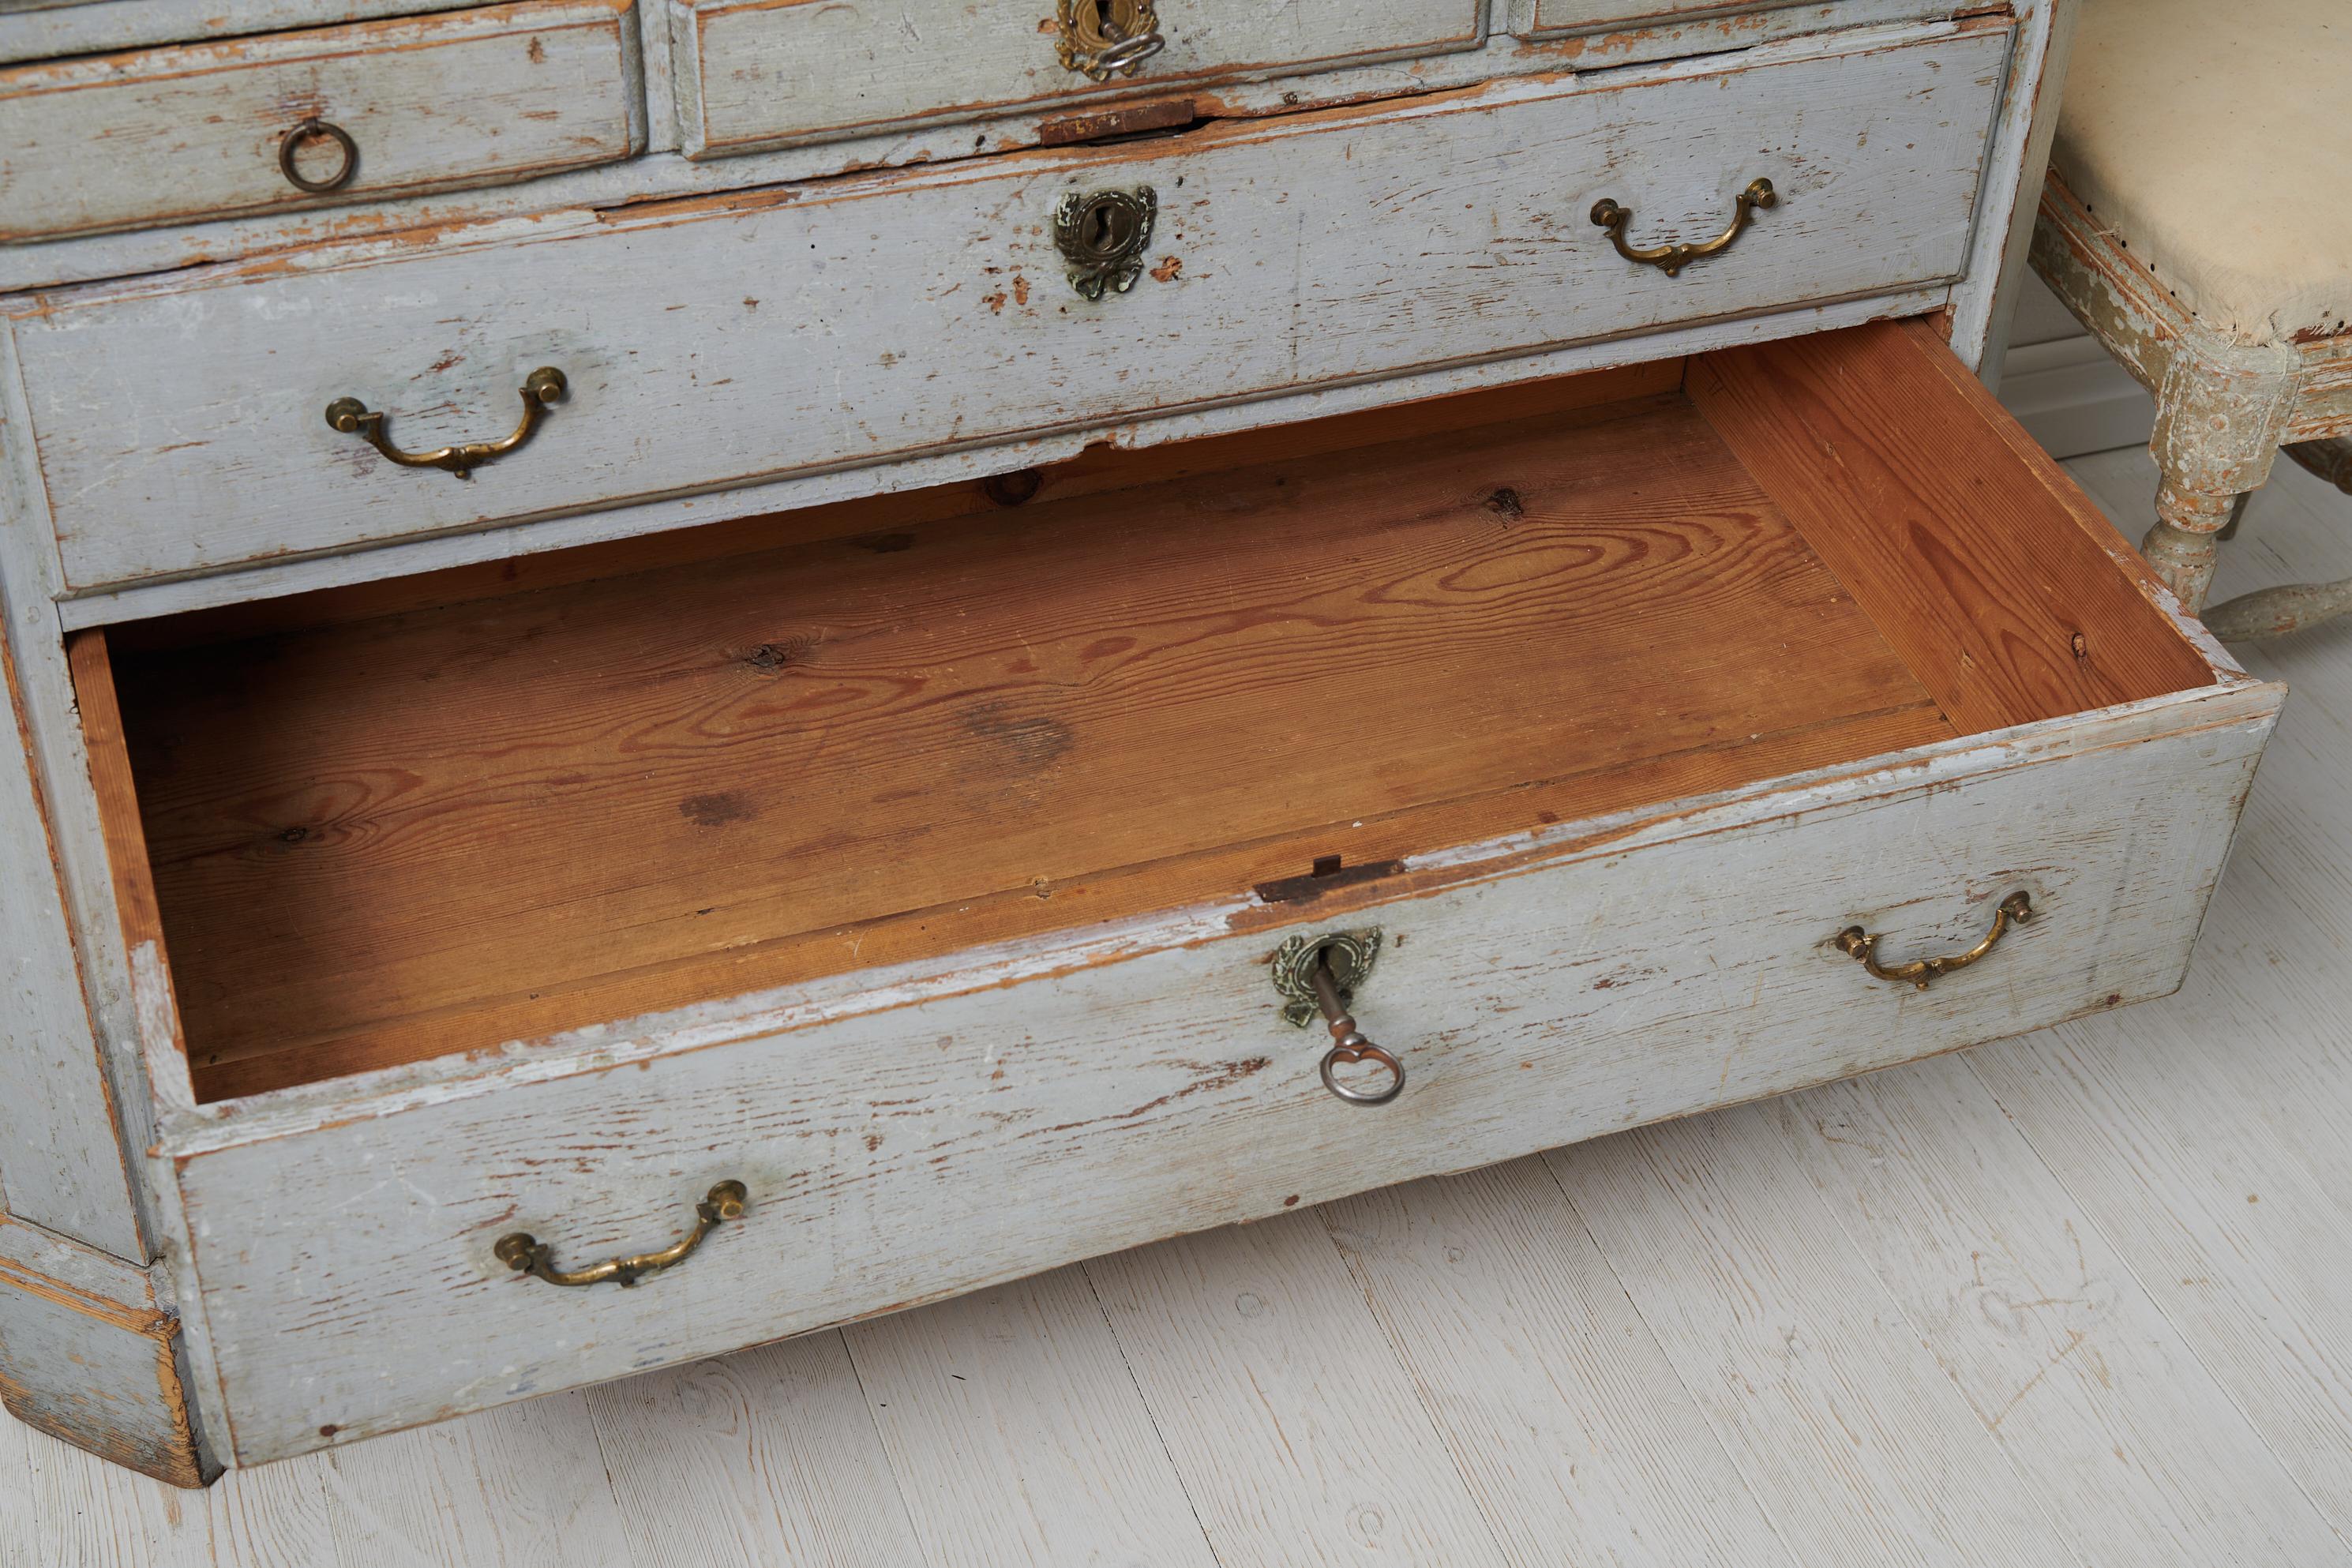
2283;435;2352;495
2203;437;2352;640
2215;490;2252;542
2143;475;2245;613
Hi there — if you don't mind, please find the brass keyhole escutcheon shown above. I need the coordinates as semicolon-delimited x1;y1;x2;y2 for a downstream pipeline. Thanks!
1056;0;1165;81
1053;186;1157;300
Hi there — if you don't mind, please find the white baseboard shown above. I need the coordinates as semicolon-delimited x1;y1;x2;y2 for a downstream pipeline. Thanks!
1995;334;2157;460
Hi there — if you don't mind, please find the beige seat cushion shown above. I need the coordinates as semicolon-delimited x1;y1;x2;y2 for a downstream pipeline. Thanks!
2051;0;2350;346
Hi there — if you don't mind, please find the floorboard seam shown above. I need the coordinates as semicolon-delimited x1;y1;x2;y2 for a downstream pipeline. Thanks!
1527;1146;1812;1568
1073;1261;1230;1568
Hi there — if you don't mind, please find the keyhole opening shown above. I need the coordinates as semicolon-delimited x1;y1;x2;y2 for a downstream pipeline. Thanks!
1081;0;1127;39
1078;197;1136;259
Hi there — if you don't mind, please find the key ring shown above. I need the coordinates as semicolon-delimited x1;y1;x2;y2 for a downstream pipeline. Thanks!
1310;949;1405;1106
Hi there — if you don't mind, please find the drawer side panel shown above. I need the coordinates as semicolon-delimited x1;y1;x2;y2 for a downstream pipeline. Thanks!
18;24;2009;593
171;690;2271;1465
0;625;145;1256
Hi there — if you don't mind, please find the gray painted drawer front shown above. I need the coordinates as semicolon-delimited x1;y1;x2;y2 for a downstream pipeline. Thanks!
159;680;2271;1466
11;22;2008;594
0;0;642;244
672;0;1489;159
1519;0;1949;39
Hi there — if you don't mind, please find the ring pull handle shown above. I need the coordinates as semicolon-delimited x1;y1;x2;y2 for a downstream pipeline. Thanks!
279;117;358;193
1591;177;1776;277
494;1180;747;1288
1057;0;1166;81
325;366;566;478
1311;951;1405;1106
1836;891;2033;991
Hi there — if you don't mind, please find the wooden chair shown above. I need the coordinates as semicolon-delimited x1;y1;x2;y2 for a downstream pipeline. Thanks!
2030;0;2351;640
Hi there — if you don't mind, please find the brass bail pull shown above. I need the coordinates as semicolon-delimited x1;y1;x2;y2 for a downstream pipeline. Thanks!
1310;947;1405;1107
494;1180;747;1288
1836;891;2034;991
1591;176;1776;276
324;366;567;478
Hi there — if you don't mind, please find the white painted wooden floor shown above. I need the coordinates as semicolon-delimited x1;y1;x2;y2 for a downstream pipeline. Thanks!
9;446;2352;1568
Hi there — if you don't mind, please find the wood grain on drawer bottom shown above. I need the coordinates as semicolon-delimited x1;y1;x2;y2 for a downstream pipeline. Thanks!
95;325;2220;1109
162;687;2273;1466
113;381;1954;1101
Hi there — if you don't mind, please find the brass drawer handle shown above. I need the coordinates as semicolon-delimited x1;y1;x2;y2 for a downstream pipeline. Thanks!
324;366;566;479
279;116;358;193
1273;929;1405;1106
1591;177;1776;277
1836;891;2033;991
1057;0;1165;80
494;1180;747;1288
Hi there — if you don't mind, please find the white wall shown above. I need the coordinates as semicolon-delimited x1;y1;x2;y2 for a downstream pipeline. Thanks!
1994;272;2157;460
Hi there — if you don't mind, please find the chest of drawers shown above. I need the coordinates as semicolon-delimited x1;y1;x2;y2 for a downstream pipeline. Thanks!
2;0;2255;1490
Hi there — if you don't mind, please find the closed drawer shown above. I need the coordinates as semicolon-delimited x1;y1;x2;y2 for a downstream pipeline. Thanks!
81;321;2272;1465
0;0;643;244
1519;0;1949;39
14;21;2008;595
672;0;1487;159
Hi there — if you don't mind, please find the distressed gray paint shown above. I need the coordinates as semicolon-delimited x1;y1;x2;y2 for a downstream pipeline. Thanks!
161;679;2275;1465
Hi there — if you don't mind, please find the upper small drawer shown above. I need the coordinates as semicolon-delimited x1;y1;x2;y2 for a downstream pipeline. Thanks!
0;0;643;244
671;0;1489;159
1520;0;1949;39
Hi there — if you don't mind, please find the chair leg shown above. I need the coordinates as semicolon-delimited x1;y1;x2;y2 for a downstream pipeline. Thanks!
2204;575;2352;640
2284;436;2352;494
2143;475;2244;613
2215;490;2252;542
2199;437;2352;640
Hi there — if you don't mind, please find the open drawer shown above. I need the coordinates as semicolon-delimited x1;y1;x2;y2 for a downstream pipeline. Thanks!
81;321;2276;1467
